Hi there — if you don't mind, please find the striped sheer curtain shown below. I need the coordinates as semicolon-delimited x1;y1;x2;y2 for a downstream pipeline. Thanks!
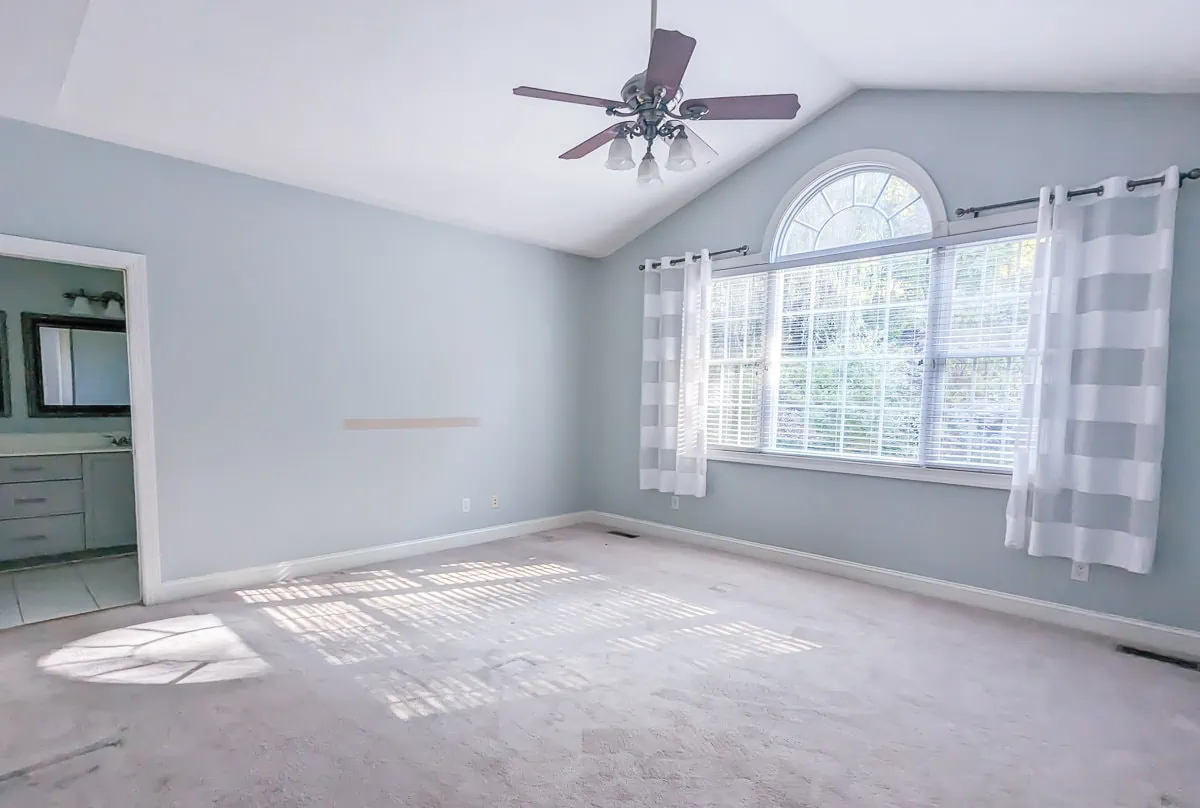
1005;168;1179;573
639;251;712;497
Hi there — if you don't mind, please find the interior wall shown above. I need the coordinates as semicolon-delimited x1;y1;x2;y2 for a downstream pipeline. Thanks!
586;90;1200;632
0;256;130;433
0;117;591;582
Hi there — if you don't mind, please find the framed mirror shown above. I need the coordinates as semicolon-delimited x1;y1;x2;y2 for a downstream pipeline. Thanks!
0;312;10;418
21;313;131;417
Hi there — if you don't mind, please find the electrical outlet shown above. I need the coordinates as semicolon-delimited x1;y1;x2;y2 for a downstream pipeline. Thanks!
670;495;680;510
491;495;499;509
462;497;470;513
1071;562;1089;582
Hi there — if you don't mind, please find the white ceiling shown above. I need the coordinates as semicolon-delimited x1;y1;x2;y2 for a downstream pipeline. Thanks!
0;1;1195;257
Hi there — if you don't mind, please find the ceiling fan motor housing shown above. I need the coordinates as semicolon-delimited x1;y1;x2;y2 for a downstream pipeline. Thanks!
620;72;684;109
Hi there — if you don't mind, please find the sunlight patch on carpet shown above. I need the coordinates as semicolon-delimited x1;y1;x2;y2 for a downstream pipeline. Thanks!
38;614;270;685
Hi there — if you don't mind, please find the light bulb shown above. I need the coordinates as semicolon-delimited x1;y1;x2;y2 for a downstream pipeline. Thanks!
69;294;92;315
666;133;696;172
604;135;635;171
637;151;662;186
105;298;124;319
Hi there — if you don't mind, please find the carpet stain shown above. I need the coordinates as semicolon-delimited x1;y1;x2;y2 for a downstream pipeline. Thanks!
0;734;124;786
581;727;751;759
52;764;100;790
693;673;785;704
651;687;714;710
484;654;538;674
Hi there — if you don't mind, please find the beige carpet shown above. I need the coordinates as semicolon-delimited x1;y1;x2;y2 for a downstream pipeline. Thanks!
0;523;1196;806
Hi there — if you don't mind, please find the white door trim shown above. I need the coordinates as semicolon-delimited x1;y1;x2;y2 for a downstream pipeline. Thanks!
0;233;163;604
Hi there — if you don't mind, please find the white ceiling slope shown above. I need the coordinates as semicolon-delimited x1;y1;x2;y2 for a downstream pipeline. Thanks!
0;1;1195;258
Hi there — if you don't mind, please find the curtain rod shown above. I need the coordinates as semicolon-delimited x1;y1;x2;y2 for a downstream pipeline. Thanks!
955;167;1200;219
640;167;1198;267
638;245;749;272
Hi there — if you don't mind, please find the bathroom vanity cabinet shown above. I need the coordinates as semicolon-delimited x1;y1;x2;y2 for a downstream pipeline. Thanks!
0;451;136;562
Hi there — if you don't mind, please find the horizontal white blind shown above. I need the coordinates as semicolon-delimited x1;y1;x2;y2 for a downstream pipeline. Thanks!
926;235;1036;470
708;273;768;449
768;249;930;462
706;232;1036;473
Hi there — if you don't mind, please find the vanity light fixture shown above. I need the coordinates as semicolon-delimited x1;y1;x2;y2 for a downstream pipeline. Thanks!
64;289;125;319
66;289;93;315
101;293;125;319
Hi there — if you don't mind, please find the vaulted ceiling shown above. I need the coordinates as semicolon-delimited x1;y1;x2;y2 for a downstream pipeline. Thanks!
1;1;1195;257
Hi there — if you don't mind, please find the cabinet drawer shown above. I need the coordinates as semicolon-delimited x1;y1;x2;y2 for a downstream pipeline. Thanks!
0;515;85;561
0;455;82;484
0;480;84;519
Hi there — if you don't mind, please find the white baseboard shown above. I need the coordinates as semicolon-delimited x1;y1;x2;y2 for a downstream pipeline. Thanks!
150;511;588;604
583;511;1200;661
152;506;1200;662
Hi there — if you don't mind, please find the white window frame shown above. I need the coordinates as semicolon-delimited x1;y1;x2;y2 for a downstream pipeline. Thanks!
708;151;1036;489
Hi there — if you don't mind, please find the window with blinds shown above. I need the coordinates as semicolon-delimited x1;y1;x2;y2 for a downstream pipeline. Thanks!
707;232;1036;473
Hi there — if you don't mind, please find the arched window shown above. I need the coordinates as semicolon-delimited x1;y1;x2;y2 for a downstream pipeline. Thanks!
706;152;1036;477
770;154;947;260
774;168;932;258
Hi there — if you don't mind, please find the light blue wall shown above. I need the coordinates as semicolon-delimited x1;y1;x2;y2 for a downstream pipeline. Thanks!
5;90;1197;627
0;117;591;581
586;91;1200;631
0;256;130;434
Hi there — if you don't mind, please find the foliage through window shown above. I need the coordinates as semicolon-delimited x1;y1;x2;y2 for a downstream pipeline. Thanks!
708;164;1034;472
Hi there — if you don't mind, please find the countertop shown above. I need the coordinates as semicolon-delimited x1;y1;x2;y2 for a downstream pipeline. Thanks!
0;433;133;458
0;447;131;458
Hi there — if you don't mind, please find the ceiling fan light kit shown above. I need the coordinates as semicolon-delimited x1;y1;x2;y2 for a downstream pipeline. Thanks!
637;149;663;186
512;2;800;186
666;132;696;172
605;135;636;171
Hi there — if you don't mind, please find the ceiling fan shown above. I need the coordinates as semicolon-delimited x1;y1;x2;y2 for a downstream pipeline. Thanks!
512;0;800;186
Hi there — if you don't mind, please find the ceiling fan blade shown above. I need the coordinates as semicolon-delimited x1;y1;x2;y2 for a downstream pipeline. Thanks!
682;125;718;163
644;29;696;97
513;86;623;108
559;125;622;160
679;93;801;121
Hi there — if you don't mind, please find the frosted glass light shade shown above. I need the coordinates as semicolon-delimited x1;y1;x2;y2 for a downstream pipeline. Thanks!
666;134;696;172
604;135;635;170
637;152;662;186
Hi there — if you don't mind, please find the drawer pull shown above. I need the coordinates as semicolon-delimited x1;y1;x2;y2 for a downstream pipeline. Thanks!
14;497;48;505
10;466;44;473
14;534;47;542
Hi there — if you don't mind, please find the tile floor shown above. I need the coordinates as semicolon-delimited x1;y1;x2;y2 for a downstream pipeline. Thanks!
0;555;139;628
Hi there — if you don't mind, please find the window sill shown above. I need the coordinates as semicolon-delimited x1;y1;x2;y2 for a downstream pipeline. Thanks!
708;449;1012;490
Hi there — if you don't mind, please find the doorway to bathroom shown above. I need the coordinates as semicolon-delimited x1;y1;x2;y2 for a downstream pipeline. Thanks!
0;235;160;628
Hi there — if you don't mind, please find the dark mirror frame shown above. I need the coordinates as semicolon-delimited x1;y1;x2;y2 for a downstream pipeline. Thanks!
0;312;10;418
21;312;131;418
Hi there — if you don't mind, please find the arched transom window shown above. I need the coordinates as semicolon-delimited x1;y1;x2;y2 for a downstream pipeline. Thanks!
706;153;1037;476
775;167;933;258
